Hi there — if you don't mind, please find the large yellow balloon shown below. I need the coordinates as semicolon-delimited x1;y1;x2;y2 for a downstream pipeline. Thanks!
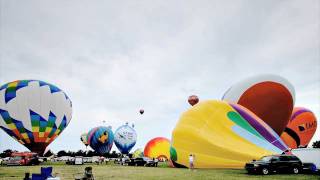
171;100;288;168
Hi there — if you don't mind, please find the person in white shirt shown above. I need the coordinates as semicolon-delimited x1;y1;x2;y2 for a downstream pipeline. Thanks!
189;154;194;170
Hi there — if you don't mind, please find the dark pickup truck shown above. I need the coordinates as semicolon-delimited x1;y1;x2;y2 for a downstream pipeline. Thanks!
128;157;158;167
245;155;302;175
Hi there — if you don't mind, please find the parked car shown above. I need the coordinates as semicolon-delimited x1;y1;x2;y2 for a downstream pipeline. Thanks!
128;158;146;166
1;157;11;165
120;156;131;165
58;156;72;161
245;155;302;175
143;157;158;167
83;157;92;163
92;156;101;163
65;157;75;165
126;157;158;167
7;152;40;166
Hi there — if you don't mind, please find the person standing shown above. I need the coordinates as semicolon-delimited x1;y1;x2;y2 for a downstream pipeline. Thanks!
189;154;194;170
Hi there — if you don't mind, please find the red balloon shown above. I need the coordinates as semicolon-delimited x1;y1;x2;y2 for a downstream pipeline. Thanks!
139;109;144;114
188;95;199;106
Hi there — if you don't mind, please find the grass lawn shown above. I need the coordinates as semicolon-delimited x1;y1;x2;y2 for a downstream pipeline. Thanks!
0;162;319;180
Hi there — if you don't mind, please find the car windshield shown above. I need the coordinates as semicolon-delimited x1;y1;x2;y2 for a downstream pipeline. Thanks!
259;156;272;162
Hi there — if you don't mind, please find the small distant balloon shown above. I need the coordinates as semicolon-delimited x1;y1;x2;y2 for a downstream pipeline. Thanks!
188;95;199;106
139;109;144;114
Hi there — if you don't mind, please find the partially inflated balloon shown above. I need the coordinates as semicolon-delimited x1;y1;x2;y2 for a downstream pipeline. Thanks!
0;80;72;154
132;148;144;158
114;124;137;154
80;133;88;147
188;95;199;106
171;100;288;168
281;107;317;149
222;74;295;135
144;137;170;160
87;126;114;154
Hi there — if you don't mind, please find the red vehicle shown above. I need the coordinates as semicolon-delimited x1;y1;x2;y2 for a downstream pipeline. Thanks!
7;152;39;166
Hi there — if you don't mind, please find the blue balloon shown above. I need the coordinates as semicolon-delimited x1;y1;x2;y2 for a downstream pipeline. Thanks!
87;126;114;154
114;124;137;154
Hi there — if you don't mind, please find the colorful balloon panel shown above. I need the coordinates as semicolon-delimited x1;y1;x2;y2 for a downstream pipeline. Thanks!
80;132;88;146
0;80;72;154
281;107;317;149
114;124;137;154
222;74;295;135
171;100;288;168
87;126;114;154
144;137;170;159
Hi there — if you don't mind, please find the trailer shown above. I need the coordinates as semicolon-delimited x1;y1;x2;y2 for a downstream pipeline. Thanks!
291;148;320;172
7;152;39;166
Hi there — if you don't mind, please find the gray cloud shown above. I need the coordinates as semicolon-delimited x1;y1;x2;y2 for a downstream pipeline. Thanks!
0;0;319;152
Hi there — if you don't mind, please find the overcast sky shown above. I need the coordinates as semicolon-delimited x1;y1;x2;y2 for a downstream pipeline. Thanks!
0;0;319;153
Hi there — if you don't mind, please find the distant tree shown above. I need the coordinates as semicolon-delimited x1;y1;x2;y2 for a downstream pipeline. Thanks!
312;141;320;148
75;150;84;156
109;151;119;158
57;150;67;157
86;150;94;157
0;149;13;158
44;150;54;157
67;151;75;157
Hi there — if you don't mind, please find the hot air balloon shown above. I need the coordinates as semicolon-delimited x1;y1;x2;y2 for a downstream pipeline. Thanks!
222;74;295;135
80;133;89;147
188;95;199;106
87;126;114;154
144;137;170;161
0;80;72;154
114;123;137;154
281;107;317;149
139;109;144;115
132;148;144;158
171;100;289;168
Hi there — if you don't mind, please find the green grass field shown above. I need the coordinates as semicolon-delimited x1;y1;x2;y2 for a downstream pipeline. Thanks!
0;162;318;180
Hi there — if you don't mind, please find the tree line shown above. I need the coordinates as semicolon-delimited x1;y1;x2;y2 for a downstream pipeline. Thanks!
1;140;320;158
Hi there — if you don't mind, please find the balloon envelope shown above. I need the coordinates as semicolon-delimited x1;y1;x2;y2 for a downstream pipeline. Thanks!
222;74;295;135
139;109;144;114
188;95;199;106
80;132;88;146
87;126;114;154
114;124;137;154
281;107;317;148
171;100;289;168
132;148;144;158
0;80;72;154
144;137;170;160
